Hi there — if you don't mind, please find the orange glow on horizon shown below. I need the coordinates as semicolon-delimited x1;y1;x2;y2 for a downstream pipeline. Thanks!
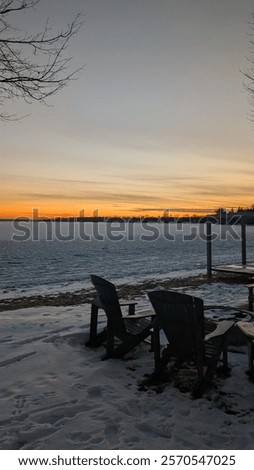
1;199;254;219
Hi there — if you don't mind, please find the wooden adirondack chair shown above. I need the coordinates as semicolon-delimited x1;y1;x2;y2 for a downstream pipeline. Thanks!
89;275;155;358
148;290;235;397
236;321;254;380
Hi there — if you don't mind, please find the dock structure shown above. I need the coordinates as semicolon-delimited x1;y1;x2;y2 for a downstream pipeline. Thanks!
212;264;254;277
206;219;253;279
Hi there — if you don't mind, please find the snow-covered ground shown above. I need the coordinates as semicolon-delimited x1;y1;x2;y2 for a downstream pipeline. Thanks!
1;281;254;450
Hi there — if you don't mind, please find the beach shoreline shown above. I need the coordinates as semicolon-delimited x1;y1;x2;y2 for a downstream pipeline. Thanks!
0;272;248;312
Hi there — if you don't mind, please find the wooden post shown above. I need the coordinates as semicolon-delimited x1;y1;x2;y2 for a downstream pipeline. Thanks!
206;221;212;278
241;218;247;266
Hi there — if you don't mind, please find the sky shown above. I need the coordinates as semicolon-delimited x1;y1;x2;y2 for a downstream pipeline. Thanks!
1;0;254;218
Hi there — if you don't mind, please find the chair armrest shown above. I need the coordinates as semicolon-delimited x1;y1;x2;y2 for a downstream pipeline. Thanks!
119;300;138;306
237;321;254;339
122;310;155;320
91;297;138;315
205;320;235;341
91;298;138;308
119;300;138;315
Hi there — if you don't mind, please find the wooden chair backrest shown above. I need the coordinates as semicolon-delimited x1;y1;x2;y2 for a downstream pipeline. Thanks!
148;290;204;362
90;275;127;339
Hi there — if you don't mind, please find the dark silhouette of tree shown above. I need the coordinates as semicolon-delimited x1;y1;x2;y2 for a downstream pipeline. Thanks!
242;13;254;117
0;0;83;120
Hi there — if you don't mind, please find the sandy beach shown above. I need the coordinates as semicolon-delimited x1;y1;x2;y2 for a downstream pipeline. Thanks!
1;276;254;450
0;272;248;312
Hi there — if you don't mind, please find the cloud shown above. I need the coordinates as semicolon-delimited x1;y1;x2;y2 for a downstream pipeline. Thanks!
18;191;165;204
134;207;215;213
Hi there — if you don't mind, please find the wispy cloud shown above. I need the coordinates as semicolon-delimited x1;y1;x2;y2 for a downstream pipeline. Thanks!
133;207;215;213
19;191;165;204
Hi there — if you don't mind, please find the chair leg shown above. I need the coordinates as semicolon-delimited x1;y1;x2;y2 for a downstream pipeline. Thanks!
196;357;204;380
222;340;228;370
248;287;253;311
247;339;254;380
108;327;153;358
152;326;161;373
89;304;99;340
159;345;174;369
193;338;226;398
85;328;107;347
106;331;115;357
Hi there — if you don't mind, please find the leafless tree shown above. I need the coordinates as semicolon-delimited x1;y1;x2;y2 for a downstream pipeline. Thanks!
0;0;83;120
242;14;254;118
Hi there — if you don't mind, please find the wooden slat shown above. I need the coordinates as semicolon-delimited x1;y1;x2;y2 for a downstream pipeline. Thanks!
212;264;254;275
205;320;235;341
237;321;254;338
124;317;152;335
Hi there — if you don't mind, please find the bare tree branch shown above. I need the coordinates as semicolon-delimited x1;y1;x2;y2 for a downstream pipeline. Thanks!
0;0;84;121
0;0;39;16
242;13;254;119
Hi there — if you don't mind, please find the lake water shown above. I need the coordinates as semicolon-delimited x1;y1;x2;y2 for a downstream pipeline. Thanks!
1;221;253;299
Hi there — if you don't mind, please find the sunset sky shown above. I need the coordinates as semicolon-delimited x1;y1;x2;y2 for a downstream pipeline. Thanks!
1;0;254;218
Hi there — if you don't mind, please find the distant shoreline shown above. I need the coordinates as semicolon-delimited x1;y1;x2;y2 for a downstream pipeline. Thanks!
1;215;254;224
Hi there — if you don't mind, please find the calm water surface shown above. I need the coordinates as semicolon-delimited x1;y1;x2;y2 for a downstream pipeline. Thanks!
0;221;253;298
